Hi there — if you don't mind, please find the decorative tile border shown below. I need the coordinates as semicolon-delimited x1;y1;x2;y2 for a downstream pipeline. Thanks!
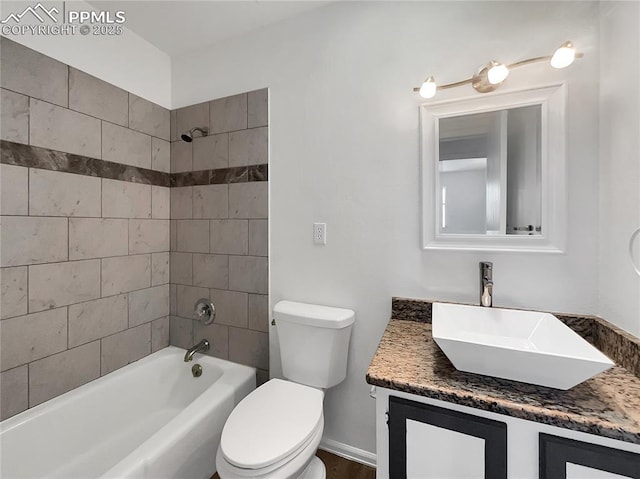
391;297;640;378
1;140;170;187
1;140;269;187
171;164;268;187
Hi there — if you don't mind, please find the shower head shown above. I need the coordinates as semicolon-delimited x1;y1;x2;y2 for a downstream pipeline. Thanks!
181;127;208;143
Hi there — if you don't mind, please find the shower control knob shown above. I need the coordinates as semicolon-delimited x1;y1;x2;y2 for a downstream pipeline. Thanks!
194;299;216;325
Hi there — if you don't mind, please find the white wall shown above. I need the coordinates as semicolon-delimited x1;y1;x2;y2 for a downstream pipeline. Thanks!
172;1;604;457
0;1;171;107
598;1;640;337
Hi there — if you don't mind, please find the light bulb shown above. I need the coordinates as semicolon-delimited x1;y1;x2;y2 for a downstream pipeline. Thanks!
487;62;509;85
551;41;576;68
419;76;437;99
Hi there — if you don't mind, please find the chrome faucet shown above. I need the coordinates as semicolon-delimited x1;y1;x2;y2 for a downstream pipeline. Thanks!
480;261;493;307
184;339;210;362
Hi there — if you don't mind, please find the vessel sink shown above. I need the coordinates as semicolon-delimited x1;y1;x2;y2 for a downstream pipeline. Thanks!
432;303;614;390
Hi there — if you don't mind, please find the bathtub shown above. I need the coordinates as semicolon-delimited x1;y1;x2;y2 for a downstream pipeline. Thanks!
0;346;255;479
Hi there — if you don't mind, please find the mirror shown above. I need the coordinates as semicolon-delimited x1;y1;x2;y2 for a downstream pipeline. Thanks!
438;105;541;236
421;84;566;252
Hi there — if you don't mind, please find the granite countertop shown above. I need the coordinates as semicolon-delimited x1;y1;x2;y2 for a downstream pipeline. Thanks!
366;300;640;445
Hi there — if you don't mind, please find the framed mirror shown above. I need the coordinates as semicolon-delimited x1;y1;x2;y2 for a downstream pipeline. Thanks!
421;84;567;252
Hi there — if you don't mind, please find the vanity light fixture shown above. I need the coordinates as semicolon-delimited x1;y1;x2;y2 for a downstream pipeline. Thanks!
415;41;582;99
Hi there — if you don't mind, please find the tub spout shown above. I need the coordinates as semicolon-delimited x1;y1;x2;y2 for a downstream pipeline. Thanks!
184;339;210;362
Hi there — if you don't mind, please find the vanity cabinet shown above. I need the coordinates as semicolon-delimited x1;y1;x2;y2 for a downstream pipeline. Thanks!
375;388;640;479
388;396;507;479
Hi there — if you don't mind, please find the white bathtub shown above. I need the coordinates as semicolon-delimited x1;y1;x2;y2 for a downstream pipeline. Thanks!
0;346;255;479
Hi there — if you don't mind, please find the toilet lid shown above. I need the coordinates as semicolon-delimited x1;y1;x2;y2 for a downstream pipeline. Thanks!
220;379;324;469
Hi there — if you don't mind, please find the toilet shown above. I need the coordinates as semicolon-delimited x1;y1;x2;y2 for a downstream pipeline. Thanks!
215;300;355;479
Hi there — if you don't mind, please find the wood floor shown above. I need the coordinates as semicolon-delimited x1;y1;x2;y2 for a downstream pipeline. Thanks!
211;449;375;479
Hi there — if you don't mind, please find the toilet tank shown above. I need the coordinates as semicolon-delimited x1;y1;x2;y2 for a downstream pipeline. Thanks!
273;301;355;389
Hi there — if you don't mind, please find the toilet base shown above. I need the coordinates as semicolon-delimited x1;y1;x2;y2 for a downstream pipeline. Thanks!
299;457;325;479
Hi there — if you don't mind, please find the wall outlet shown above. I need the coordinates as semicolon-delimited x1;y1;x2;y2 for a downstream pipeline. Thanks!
313;223;327;245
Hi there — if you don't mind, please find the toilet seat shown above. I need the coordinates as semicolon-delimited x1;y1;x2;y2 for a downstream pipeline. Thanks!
220;379;324;470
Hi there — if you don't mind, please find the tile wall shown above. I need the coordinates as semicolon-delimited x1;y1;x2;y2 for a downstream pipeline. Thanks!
0;38;270;421
169;90;270;386
0;38;170;420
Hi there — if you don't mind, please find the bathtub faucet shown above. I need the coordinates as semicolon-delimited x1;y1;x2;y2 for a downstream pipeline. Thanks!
184;339;210;362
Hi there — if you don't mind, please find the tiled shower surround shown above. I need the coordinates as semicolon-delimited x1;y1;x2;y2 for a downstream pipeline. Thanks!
0;38;269;420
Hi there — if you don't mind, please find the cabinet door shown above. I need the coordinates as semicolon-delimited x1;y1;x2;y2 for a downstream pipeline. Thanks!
540;434;640;479
388;396;507;479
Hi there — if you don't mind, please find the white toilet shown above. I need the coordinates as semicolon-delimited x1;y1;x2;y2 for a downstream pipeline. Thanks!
215;300;355;479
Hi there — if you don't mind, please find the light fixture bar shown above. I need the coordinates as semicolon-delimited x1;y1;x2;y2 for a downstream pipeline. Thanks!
414;43;583;97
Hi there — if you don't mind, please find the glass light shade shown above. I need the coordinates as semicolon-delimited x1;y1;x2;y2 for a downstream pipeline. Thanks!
551;41;575;69
487;62;509;85
419;77;437;99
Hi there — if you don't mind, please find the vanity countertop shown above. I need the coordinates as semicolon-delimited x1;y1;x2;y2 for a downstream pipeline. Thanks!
366;299;640;445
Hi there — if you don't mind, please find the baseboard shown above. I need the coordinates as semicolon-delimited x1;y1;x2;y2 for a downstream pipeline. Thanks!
319;437;377;468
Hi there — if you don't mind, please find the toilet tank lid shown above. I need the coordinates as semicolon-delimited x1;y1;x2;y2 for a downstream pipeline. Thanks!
273;301;355;329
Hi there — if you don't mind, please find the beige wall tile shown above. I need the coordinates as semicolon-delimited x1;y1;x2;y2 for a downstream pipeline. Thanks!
210;219;248;255
102;178;151;219
0;38;68;107
152;138;170;173
248;294;269;333
30;168;101;217
248;219;268;256
256;368;270;387
69;218;128;260
0;366;28;420
171;141;192;173
129;219;170;254
101;255;151;296
29;341;100;407
229;182;268;219
170;284;177;315
1;266;27;319
152;186;170;219
129;94;170;140
229;256;268;294
193;254;229;289
170;220;177;250
170;252;193;285
176;220;210;253
102;121;152;169
0;164;28;215
193;184;228;219
0;217;68;267
175;102;209;140
170;187;193;219
0;308;67;371
151;252;169;286
151;316;170;352
248;89;268;128
30;99;101;158
193;133;228;170
169;316;193;349
170;110;177;142
1;88;29;143
229;327;269;370
129;285;170;327
69;68;128;126
68;294;128;348
29;259;101;312
210;94;247;134
101;323;151;375
229;127;268;167
176;284;208;318
193;322;228;359
210;289;248;328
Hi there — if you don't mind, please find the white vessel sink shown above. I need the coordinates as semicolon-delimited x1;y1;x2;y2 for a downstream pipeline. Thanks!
432;303;614;390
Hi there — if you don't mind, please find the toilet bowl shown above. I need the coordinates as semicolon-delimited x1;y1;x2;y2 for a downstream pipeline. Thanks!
216;301;355;479
216;379;325;479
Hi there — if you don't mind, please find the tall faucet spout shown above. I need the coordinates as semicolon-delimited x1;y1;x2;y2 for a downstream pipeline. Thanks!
184;339;210;362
